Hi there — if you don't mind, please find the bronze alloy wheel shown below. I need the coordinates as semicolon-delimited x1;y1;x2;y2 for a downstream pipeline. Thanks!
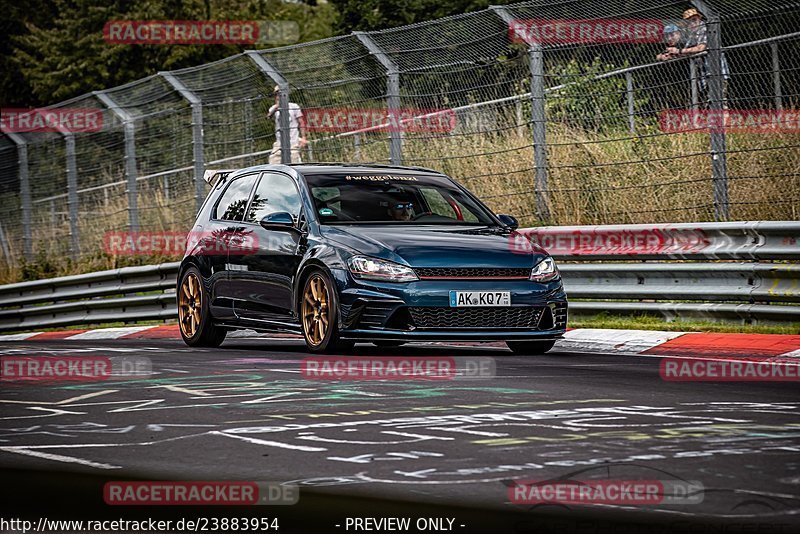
302;273;330;347
179;271;202;338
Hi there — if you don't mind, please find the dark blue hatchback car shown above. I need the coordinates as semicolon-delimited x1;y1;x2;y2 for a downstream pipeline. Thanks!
177;164;567;354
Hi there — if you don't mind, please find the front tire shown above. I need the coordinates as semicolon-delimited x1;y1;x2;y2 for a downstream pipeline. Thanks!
301;270;353;353
178;266;226;347
506;340;557;355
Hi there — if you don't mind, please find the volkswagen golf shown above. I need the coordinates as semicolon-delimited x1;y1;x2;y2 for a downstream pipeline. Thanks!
177;164;567;354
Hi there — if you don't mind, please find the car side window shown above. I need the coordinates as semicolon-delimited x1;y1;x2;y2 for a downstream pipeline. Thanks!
246;173;303;223
419;187;480;222
215;173;259;221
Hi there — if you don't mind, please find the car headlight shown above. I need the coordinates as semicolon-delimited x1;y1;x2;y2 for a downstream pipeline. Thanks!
347;256;419;283
530;257;559;282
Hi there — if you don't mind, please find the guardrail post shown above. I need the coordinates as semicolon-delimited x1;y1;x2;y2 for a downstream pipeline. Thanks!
491;6;550;222
771;42;783;111
95;91;139;232
245;51;292;165
354;32;402;165
3;132;32;260
160;72;205;213
692;0;729;221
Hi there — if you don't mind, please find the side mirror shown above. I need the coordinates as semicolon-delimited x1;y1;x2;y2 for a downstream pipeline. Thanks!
259;212;297;232
497;214;519;231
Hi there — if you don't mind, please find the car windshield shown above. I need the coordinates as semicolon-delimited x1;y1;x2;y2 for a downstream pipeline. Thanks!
303;172;498;225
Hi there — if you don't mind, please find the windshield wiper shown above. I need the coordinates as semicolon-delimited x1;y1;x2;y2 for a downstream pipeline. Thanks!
450;226;508;235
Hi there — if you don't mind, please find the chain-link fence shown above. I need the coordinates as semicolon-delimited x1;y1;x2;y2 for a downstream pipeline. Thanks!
0;0;798;270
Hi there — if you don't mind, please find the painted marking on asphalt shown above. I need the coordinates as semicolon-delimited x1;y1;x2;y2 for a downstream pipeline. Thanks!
0;447;121;469
212;430;327;452
158;385;213;396
0;407;86;420
0;391;118;406
55;390;118;405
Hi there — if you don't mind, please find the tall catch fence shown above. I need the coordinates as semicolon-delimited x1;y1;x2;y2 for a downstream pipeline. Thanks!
0;0;798;267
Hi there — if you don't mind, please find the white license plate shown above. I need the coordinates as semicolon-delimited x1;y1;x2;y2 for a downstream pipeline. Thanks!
449;291;511;307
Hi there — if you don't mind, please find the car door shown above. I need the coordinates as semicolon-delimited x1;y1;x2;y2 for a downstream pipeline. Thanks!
205;172;259;319
229;171;306;323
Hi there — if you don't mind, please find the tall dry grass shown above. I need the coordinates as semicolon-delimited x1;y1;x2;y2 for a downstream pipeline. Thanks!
3;118;798;283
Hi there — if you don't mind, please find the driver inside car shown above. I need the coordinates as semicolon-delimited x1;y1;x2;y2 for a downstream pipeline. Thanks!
387;200;414;221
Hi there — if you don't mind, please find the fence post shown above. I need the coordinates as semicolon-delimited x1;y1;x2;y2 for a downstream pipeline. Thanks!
354;32;402;165
771;42;783;111
353;134;361;161
625;71;635;134
4;132;32;260
161;72;205;213
95;91;139;232
690;60;699;111
245;51;292;165
491;6;550;221
64;132;80;259
692;1;729;220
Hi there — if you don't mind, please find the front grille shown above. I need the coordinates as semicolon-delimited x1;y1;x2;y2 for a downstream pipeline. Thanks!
414;267;530;279
409;306;544;329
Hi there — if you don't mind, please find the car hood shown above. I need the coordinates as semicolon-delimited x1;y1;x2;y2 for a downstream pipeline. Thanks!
320;225;548;268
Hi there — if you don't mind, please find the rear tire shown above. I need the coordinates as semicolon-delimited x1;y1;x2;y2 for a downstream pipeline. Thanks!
301;269;353;353
506;340;557;355
178;266;226;347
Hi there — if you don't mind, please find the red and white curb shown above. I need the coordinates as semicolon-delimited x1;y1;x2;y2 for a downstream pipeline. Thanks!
0;325;798;359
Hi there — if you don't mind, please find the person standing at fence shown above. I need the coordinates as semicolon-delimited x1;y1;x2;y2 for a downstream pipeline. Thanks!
656;24;686;61
669;8;730;107
267;85;307;164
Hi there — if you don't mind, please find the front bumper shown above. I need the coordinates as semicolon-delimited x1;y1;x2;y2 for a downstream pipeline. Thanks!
330;268;568;342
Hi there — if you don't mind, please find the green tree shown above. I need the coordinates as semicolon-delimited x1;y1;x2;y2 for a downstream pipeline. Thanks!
0;0;56;106
6;0;339;105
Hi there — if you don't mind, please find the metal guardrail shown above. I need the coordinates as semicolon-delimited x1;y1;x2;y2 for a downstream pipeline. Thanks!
518;221;800;261
0;223;798;332
0;263;180;332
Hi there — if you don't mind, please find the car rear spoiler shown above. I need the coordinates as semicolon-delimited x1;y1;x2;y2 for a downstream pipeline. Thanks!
203;169;236;187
